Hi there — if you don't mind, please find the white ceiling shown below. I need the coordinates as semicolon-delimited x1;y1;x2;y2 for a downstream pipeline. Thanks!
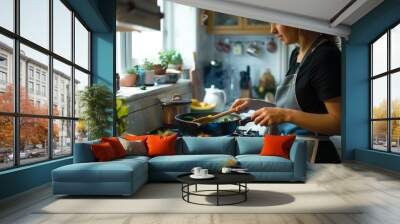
166;0;384;37
225;0;352;22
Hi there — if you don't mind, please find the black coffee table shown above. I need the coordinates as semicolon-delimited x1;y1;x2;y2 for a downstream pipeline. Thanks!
177;173;255;206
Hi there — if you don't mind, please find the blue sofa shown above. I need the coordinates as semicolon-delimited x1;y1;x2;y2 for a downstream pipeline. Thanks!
52;137;307;196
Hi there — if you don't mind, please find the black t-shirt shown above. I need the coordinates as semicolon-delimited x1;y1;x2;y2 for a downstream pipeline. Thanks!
286;41;341;114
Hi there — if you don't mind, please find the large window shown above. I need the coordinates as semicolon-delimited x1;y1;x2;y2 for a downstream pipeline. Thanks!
370;23;400;153
0;0;91;170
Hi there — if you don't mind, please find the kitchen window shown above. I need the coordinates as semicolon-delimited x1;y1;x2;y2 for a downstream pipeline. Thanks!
370;22;400;153
0;0;91;171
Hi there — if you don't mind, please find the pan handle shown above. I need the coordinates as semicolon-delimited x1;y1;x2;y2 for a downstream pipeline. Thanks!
239;117;252;126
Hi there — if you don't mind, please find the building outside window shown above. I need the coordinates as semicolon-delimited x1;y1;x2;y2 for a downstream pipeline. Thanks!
28;81;34;94
0;54;7;90
28;66;34;80
0;0;92;170
0;71;6;84
35;70;40;81
41;85;46;97
0;54;7;67
41;73;46;83
35;83;40;95
370;22;400;154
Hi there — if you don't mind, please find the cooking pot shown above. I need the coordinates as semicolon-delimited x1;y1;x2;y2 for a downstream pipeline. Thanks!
175;112;251;136
161;95;191;126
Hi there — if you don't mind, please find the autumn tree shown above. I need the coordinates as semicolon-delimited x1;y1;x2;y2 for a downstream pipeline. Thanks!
0;84;60;152
372;99;400;143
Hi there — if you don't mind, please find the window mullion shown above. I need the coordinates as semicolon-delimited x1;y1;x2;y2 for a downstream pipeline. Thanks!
48;0;54;160
71;10;76;155
388;30;391;152
13;0;20;167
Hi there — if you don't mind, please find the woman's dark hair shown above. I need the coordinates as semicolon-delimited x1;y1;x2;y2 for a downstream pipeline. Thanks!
321;34;341;49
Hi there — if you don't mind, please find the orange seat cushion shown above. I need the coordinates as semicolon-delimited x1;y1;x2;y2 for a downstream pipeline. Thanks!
260;135;296;159
146;134;178;157
91;142;118;162
101;137;127;158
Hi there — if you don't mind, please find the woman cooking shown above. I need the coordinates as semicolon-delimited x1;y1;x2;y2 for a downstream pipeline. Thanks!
231;24;341;163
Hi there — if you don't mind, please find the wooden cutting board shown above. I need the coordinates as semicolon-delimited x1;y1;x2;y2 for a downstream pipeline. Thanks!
190;52;204;101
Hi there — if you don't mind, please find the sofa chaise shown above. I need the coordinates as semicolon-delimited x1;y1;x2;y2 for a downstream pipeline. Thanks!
52;136;307;196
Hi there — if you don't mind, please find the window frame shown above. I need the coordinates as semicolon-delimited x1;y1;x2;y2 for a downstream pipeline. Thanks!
370;21;400;154
0;0;92;171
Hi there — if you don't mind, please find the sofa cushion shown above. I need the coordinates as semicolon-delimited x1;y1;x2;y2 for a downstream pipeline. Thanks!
149;154;235;172
73;140;100;163
53;158;147;183
118;138;147;156
236;155;293;172
91;142;118;161
147;134;178;157
181;137;235;155
260;135;296;159
236;137;263;155
101;137;127;158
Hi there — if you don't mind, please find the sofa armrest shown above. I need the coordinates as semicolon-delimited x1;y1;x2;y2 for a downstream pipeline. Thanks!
73;140;100;163
289;140;307;181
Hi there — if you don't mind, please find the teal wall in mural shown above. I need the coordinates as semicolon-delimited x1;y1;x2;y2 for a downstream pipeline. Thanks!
343;0;400;171
0;0;116;199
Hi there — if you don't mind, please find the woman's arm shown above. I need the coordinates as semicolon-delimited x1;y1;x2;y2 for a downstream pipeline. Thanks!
230;98;275;111
252;97;341;135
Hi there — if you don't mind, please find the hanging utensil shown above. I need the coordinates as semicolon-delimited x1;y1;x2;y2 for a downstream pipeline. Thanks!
266;37;277;53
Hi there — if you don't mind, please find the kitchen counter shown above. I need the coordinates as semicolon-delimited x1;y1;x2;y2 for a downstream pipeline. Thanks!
117;79;192;134
117;79;192;102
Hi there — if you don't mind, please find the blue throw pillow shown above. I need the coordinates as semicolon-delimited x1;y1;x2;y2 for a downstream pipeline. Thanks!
236;137;264;155
181;137;235;155
73;139;100;163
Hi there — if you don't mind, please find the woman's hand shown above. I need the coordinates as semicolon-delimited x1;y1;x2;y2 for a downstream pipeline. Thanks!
230;98;251;112
251;107;290;126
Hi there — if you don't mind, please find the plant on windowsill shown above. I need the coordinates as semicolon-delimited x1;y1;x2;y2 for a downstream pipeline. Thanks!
143;59;155;85
79;84;113;140
159;50;183;71
120;65;141;87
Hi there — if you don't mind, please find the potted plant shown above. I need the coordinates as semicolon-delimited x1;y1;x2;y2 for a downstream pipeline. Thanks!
79;84;113;140
153;63;167;75
143;59;155;85
170;50;183;70
159;50;183;71
120;65;140;87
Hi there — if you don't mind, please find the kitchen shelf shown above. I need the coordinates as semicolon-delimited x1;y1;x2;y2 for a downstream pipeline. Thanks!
206;11;271;35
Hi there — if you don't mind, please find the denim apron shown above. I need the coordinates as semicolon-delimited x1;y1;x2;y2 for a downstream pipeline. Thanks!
274;36;341;163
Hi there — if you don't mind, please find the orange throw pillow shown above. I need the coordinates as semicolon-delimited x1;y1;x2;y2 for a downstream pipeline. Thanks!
260;135;296;159
101;137;127;158
123;134;148;142
91;142;117;162
146;134;178;157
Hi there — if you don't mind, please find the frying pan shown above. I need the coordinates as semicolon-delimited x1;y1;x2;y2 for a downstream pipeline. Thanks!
175;112;251;136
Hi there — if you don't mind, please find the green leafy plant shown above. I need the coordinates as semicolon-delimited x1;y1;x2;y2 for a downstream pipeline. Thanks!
79;84;113;140
170;51;183;65
143;59;154;71
126;65;141;74
158;50;183;67
116;98;129;136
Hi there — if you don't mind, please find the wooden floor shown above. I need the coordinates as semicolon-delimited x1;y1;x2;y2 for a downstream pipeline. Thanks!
1;162;400;224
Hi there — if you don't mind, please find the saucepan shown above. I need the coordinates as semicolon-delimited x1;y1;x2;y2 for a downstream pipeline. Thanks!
175;112;251;136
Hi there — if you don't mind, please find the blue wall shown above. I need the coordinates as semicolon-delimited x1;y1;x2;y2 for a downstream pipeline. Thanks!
0;0;116;200
344;0;400;170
